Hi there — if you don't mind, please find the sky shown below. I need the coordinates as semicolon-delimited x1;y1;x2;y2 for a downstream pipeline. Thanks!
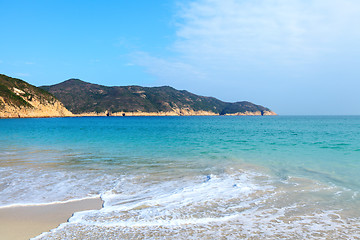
1;0;360;115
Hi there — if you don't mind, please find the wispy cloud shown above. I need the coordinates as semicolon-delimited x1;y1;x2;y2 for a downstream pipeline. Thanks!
15;73;30;77
132;0;360;114
131;51;206;84
134;0;360;86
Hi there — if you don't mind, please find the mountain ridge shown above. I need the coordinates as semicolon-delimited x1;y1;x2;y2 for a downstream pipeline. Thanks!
0;74;276;118
41;78;276;116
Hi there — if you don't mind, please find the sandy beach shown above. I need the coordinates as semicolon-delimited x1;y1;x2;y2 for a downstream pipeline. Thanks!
0;197;103;240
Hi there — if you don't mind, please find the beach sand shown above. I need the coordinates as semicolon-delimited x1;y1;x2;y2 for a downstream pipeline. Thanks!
0;198;103;240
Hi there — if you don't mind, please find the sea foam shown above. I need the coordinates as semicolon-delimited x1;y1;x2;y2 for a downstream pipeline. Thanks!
33;169;360;239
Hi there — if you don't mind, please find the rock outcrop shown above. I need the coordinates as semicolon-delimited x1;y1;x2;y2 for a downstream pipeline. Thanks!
0;74;73;118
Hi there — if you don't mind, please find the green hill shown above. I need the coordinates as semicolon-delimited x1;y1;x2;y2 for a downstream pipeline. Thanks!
41;79;276;116
0;74;72;118
0;74;51;108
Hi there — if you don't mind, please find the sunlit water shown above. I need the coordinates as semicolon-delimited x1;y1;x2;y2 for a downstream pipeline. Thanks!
0;116;360;239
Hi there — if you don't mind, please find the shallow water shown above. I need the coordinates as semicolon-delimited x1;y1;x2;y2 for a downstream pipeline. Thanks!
1;116;360;239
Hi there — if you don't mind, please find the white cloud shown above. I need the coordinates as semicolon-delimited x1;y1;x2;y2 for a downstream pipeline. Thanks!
132;0;360;113
177;0;360;65
135;0;360;83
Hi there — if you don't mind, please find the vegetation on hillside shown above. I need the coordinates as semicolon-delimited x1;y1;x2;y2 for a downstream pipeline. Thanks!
41;79;273;115
0;74;57;109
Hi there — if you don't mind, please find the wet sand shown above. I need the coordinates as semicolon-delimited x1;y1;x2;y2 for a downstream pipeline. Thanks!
0;198;103;240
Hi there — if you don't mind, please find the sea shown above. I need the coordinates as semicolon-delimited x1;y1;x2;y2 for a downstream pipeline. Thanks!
1;116;360;239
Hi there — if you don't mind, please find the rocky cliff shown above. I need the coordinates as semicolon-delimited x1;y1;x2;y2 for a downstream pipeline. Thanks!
0;74;73;118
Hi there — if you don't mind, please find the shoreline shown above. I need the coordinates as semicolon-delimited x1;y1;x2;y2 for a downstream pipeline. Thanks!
0;110;277;119
0;197;103;240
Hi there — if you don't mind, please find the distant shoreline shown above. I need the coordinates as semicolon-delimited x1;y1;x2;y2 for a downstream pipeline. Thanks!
0;110;277;119
0;112;277;119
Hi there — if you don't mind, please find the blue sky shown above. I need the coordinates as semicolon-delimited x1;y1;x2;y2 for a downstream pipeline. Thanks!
1;0;359;115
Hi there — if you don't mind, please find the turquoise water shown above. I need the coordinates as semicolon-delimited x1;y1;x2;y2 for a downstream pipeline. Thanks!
1;116;360;238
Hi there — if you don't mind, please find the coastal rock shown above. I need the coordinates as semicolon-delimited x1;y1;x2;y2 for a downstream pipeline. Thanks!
223;110;277;116
0;74;73;118
75;110;218;117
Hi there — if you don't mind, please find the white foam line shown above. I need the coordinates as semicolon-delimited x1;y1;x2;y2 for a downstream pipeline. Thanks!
70;214;240;227
0;195;101;209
